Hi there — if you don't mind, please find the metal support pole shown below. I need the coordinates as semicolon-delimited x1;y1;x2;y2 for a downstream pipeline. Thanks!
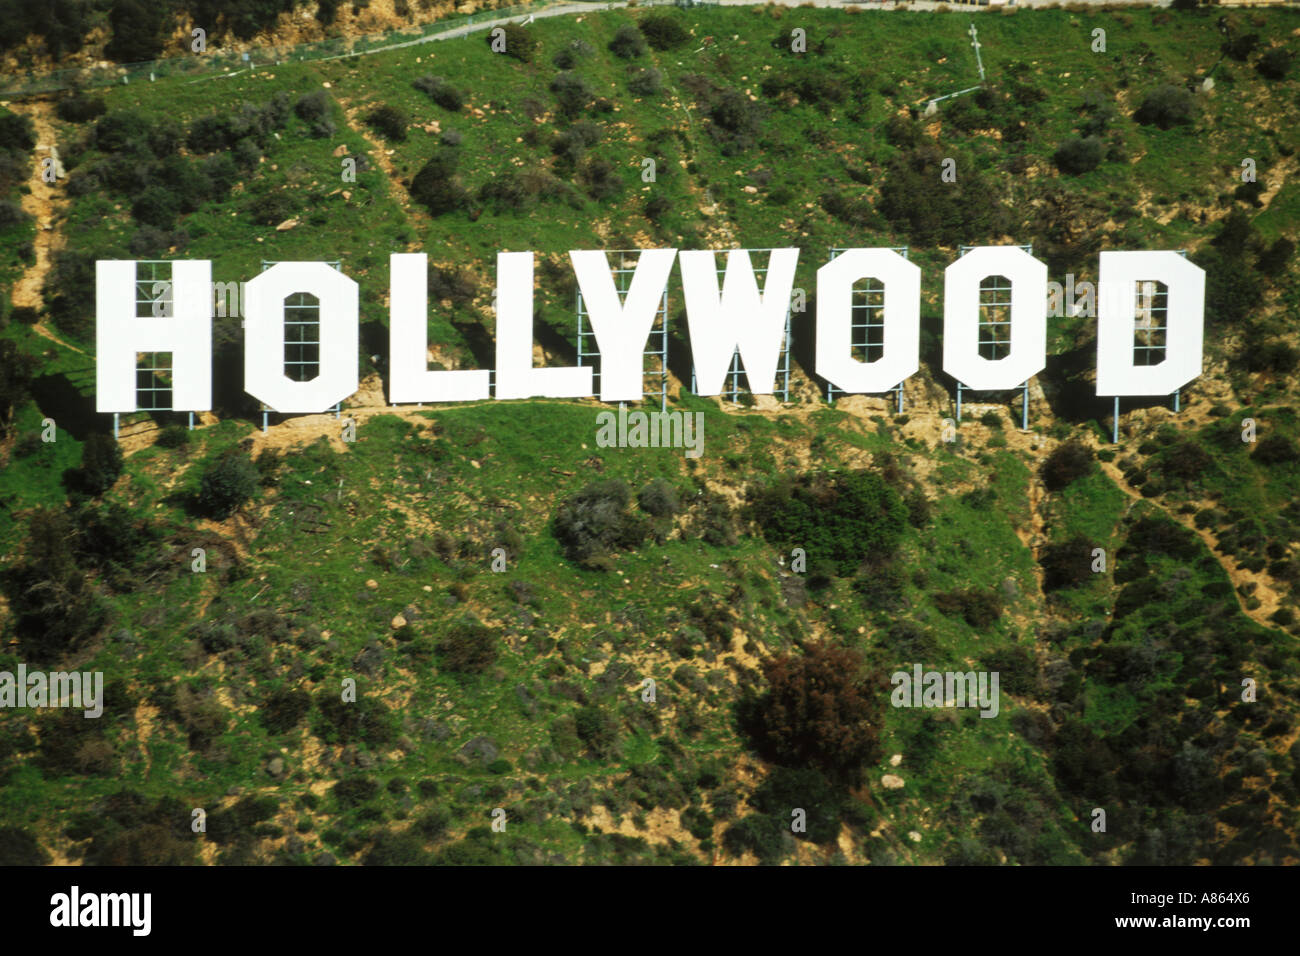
188;411;194;431
262;410;268;434
897;384;904;414
113;413;119;439
1173;389;1180;413
956;382;963;422
1112;396;1119;444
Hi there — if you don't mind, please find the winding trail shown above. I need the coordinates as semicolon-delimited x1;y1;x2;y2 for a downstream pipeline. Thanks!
8;98;84;355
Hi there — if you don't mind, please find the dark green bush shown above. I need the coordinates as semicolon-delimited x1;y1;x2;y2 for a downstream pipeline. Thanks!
77;433;124;495
639;14;690;50
197;449;258;518
1134;84;1196;130
1040;440;1093;492
749;470;907;577
609;24;647;59
491;22;536;62
412;75;464;111
365;104;408;142
1053;135;1104;175
436;617;499;675
56;93;106;124
553;479;649;568
638;478;681;518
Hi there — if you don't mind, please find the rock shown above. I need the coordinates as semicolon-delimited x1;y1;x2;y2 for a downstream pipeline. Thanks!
275;218;298;231
908;831;922;843
267;757;286;779
1001;577;1020;601
890;754;903;767
881;774;905;790
332;144;348;157
365;579;378;590
391;614;407;629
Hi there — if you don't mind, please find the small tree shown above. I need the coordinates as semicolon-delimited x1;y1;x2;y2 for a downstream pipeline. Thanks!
1053;135;1104;175
740;642;884;786
639;14;690;51
609;24;647;60
1040;441;1093;492
79;433;124;495
365;104;408;142
1257;48;1293;82
491;22;536;62
197;450;258;518
1134;85;1196;130
436;618;498;675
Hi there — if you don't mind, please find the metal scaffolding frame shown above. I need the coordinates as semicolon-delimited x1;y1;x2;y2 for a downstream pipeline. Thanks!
825;247;910;412
688;249;793;403
575;250;669;413
954;243;1034;430
258;260;343;433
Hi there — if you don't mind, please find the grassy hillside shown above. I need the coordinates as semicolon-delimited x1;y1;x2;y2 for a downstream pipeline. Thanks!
1;4;1299;866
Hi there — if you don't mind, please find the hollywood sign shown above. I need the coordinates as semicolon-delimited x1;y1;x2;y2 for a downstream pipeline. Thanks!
95;247;1205;415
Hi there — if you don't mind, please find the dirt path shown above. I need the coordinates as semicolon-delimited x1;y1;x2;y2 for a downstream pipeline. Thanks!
7;97;84;355
1097;459;1284;630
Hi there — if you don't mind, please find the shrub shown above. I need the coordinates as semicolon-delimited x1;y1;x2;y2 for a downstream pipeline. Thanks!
609;24;647;59
722;813;786;864
131;186;181;228
1040;536;1098;591
364;831;430;865
574;704;621;760
77;433;124;495
0;827;50;865
934;587;1004;628
639;14;690;50
1257;237;1294;276
155;424;189;449
627;67;664;97
552;38;594;69
553;479;649;568
412;75;463;111
491;22;536;62
1221;33;1260;62
1253;435;1300;466
580;156;622;201
1053;135;1104;175
1040;440;1093;491
333;776;380;808
365;105;408;142
1134;85;1196;130
104;0;166;63
637;478;680;518
1257;48;1293;82
410;151;469;217
56;92;106;124
879;144;1011;247
436;617;498;675
550;71;592;116
260;687;310;734
750;767;842;844
739;642;884;785
748;470;907;577
294;91;336;137
197;449;258;518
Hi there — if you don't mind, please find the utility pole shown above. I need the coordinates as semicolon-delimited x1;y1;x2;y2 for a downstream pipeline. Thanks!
969;22;986;83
